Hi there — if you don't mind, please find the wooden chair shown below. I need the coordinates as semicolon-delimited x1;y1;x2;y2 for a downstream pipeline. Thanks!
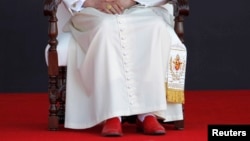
43;0;189;131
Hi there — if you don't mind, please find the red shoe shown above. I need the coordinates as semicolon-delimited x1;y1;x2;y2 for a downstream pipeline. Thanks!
101;117;123;137
136;115;166;135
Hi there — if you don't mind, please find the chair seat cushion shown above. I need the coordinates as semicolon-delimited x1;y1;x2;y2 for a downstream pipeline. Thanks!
45;32;73;66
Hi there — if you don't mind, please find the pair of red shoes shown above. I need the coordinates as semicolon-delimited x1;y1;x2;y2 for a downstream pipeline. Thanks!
101;115;166;137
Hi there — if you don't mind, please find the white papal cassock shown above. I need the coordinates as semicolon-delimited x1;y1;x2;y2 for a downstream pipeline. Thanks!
60;0;186;129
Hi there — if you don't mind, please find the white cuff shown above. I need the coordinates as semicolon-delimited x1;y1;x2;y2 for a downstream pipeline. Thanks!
135;0;166;7
64;0;85;12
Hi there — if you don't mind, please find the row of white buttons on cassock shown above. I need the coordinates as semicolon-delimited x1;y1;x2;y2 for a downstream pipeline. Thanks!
116;15;138;107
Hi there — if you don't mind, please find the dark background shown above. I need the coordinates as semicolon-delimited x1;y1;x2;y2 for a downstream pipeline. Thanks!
0;0;250;93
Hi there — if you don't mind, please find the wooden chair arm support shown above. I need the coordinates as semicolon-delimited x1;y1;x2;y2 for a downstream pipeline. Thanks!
43;0;62;76
44;0;64;130
173;0;190;42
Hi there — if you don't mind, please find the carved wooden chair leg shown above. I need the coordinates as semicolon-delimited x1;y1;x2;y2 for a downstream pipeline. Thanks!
48;76;59;130
174;120;184;130
57;67;66;124
57;92;65;124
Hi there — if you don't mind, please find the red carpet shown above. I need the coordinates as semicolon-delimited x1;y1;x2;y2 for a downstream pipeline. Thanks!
0;90;249;141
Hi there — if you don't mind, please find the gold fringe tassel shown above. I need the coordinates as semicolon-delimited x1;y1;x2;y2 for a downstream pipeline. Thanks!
165;83;185;104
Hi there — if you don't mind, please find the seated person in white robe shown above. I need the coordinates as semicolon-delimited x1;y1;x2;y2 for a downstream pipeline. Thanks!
62;0;186;137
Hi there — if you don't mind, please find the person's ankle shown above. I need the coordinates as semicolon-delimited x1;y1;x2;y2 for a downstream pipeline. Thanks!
137;113;155;122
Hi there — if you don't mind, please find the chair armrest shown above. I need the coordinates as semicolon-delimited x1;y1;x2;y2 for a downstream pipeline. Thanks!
177;0;189;17
168;0;189;17
44;0;62;16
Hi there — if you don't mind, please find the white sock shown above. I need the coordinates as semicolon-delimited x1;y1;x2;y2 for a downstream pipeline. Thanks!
137;113;155;122
118;116;121;122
